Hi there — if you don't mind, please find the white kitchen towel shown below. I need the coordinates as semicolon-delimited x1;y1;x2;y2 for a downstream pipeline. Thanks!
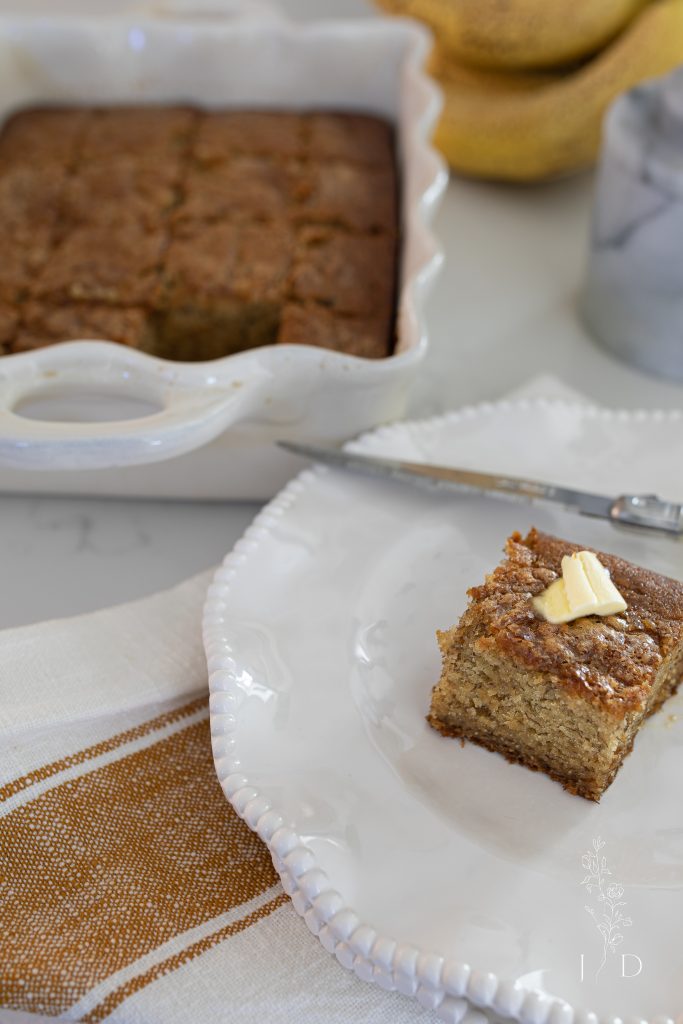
2;565;513;1024
2;570;494;1024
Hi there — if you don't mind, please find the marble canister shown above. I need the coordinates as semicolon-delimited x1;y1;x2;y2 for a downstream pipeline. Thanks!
581;66;683;381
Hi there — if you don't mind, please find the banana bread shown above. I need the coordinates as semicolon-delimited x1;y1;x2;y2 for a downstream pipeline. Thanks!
429;528;683;800
0;106;398;361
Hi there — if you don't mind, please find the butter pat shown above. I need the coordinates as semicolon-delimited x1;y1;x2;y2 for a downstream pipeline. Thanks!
533;550;627;624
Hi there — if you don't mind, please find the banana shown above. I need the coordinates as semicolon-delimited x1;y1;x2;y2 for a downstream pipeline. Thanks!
430;0;683;182
375;0;649;71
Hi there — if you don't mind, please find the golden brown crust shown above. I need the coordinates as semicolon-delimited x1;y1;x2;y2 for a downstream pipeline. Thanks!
462;528;683;711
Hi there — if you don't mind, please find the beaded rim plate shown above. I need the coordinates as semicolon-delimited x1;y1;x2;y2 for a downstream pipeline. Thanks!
205;399;683;1024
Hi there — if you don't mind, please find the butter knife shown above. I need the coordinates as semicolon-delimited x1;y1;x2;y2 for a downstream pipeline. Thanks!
277;440;683;536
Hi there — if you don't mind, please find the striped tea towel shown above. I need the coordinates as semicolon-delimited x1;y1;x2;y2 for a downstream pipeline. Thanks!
0;571;490;1024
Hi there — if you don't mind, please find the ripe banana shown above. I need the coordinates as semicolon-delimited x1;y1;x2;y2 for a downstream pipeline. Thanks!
430;0;683;181
375;0;649;71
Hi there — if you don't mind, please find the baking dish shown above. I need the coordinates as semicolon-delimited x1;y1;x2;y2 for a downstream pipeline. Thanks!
0;9;446;499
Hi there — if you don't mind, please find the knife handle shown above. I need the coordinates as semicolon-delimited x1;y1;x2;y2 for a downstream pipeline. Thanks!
611;494;683;535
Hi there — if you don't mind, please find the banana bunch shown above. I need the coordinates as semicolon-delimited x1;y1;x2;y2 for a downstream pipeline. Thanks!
376;0;683;181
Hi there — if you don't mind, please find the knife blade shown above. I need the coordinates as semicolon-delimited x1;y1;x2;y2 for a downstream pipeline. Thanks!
277;439;683;536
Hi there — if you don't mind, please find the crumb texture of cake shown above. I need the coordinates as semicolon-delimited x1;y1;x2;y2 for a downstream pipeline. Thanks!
0;106;398;361
429;528;683;801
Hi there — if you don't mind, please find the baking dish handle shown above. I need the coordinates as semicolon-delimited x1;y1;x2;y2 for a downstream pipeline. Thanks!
0;342;269;471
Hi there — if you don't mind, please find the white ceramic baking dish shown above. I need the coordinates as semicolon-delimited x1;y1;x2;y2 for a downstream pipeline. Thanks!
0;8;446;499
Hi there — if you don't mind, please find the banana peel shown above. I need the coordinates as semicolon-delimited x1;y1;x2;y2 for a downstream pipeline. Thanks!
430;0;683;181
376;0;649;71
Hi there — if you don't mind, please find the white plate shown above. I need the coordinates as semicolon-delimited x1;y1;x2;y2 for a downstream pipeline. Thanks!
204;399;683;1024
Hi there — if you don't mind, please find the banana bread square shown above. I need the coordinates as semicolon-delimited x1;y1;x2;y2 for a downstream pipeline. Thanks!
32;223;166;306
15;302;151;352
308;112;394;166
153;220;292;360
0;304;17;350
62;158;180;229
193;111;308;164
0;251;30;304
178;157;303;225
429;528;683;801
0;166;66;262
0;108;90;168
277;301;391;358
291;225;396;316
78;107;196;164
160;220;293;306
296;160;397;232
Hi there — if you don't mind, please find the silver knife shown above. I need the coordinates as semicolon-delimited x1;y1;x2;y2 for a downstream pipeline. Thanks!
277;440;683;536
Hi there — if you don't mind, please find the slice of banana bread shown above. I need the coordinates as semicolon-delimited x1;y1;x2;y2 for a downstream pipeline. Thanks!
429;528;683;800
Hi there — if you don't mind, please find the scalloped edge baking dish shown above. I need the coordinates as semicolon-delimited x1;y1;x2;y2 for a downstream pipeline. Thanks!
0;9;446;499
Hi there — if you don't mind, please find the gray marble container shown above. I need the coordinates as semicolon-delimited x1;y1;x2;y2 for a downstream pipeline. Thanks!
581;66;683;381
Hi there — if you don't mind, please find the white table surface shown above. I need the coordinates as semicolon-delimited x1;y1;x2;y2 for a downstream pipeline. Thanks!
3;0;683;632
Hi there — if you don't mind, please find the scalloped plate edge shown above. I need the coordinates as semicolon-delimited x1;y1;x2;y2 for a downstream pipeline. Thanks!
203;399;680;1024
